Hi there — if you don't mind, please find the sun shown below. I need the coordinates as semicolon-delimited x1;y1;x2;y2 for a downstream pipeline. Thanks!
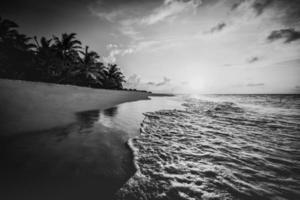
188;79;205;91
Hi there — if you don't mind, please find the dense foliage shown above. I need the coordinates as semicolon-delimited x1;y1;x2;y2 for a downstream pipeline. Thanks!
0;17;125;89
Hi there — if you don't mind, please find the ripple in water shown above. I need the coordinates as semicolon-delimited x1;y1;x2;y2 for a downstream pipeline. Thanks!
116;96;300;200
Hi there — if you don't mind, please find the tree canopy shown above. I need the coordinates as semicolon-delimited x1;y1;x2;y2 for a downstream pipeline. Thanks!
0;17;126;90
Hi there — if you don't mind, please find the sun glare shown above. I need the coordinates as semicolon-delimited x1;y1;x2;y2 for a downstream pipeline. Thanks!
188;79;205;91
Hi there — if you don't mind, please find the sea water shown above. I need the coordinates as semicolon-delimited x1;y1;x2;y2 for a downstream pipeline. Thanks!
117;94;300;200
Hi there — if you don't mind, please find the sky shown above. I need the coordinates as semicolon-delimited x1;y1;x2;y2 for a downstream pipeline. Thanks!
1;0;300;94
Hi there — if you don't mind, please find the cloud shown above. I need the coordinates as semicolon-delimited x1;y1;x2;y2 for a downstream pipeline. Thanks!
231;0;243;11
251;0;273;16
124;75;173;92
141;0;202;25
147;77;171;86
247;56;259;63
119;25;142;40
124;74;141;88
273;0;300;26
231;0;273;16
90;8;124;22
103;44;135;63
90;0;202;26
103;49;120;63
231;0;300;26
267;28;300;43
147;82;156;85
209;22;226;33
246;83;265;87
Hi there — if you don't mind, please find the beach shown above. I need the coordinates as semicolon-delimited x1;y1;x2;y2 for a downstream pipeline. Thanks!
1;80;299;200
0;79;149;200
0;79;181;200
0;79;150;135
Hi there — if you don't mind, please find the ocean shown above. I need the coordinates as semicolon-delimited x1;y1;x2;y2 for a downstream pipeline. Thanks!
117;94;300;200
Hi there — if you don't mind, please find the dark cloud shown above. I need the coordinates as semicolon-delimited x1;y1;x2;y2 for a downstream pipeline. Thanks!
156;77;171;86
247;56;260;63
273;0;300;26
267;28;300;43
147;82;156;85
252;0;274;16
231;0;300;26
231;0;273;15
209;22;226;33
231;1;242;11
247;83;265;87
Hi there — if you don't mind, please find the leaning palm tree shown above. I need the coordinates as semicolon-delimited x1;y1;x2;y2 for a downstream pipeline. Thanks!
14;34;35;51
0;18;35;79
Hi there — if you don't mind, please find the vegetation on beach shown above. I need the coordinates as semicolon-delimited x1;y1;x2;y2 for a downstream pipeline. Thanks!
0;17;125;89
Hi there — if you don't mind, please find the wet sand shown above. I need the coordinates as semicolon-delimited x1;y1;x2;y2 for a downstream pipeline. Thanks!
0;109;135;200
0;80;182;200
0;79;150;135
0;79;150;200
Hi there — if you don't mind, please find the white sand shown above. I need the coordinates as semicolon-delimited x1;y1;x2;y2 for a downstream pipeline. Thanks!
0;79;150;135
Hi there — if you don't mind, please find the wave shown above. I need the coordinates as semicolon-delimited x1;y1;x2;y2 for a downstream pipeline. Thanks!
116;98;300;200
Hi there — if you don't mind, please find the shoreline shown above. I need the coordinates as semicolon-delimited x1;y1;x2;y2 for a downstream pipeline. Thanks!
0;80;181;199
0;79;151;136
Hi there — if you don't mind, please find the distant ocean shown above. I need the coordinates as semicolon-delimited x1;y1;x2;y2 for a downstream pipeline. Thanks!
117;94;300;200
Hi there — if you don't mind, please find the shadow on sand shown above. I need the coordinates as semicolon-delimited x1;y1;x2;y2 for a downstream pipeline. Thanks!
0;107;135;200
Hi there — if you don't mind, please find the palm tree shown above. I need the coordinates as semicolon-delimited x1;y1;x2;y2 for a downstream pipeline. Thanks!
0;17;129;89
51;33;82;83
34;36;52;50
33;36;61;81
69;46;106;87
14;34;35;51
0;17;35;79
0;17;19;40
80;46;100;65
104;64;125;89
53;33;82;60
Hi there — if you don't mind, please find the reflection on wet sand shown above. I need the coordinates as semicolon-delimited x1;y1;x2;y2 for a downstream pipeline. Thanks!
0;106;135;200
0;97;183;200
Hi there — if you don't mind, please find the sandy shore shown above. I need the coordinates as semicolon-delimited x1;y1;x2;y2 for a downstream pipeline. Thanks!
0;79;150;135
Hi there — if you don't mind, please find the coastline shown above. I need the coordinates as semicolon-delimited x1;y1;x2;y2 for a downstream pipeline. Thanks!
0;79;150;135
0;80;182;200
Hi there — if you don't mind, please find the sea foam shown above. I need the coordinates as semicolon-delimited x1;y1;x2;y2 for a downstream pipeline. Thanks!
116;96;300;200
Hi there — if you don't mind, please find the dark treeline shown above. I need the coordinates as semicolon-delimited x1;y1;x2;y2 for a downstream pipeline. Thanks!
0;17;126;89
